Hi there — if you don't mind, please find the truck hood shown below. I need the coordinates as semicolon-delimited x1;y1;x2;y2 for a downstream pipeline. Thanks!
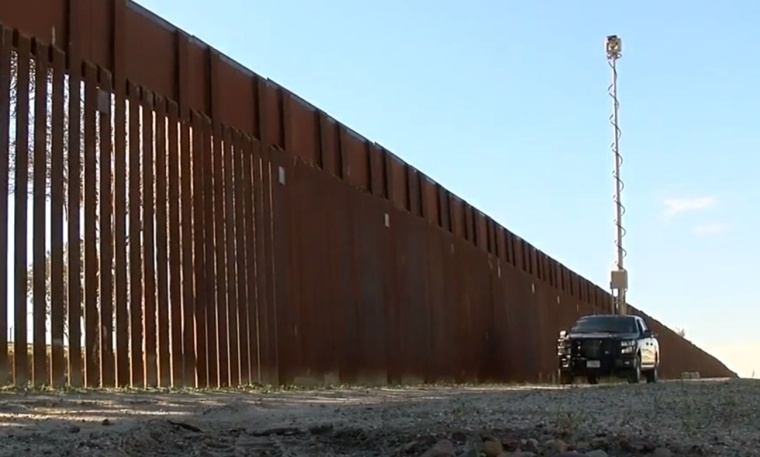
567;332;639;340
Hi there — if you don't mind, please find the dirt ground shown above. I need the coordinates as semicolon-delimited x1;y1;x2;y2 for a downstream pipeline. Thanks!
0;378;755;456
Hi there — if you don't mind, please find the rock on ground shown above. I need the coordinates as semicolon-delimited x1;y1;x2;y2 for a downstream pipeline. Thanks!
0;378;756;456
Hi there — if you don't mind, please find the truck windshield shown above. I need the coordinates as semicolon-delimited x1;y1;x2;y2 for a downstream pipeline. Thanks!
571;316;637;334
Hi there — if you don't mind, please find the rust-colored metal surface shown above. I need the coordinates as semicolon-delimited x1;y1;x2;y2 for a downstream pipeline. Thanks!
241;135;259;384
142;88;158;388
49;45;66;387
191;111;209;389
0;8;737;389
32;39;49;386
0;28;11;386
212;123;229;387
166;100;182;387
13;32;30;386
233;130;252;386
127;81;143;388
99;68;116;387
83;61;99;387
223;126;240;387
154;94;170;387
114;64;129;388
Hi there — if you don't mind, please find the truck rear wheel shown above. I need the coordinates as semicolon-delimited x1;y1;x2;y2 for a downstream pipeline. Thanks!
644;358;659;383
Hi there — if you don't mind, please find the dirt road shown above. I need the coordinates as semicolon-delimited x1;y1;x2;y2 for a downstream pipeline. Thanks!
0;378;755;456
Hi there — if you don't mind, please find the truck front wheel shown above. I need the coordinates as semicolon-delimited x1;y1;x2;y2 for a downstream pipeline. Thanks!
628;354;642;384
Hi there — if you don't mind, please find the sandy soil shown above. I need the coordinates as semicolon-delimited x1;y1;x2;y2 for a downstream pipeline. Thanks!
0;378;756;456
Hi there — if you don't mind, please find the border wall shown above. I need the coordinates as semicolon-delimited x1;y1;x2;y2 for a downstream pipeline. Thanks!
0;0;735;387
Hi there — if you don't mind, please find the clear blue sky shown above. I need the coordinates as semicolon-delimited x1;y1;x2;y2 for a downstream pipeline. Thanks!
130;0;758;376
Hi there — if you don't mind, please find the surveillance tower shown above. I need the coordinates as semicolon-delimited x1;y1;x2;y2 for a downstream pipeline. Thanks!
606;35;628;316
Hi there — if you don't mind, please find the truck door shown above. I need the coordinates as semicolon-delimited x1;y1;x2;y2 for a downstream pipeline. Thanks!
636;318;654;367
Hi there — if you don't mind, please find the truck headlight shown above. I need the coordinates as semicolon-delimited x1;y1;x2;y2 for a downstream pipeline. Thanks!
620;340;635;354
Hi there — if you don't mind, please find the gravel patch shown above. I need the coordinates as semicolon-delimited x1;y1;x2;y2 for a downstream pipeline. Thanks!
0;378;755;456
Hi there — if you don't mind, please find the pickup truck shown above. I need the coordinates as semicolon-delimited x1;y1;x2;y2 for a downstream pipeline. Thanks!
557;314;659;385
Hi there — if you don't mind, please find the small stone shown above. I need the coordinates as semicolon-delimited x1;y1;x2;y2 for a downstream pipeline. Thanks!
67;425;80;433
307;423;333;435
451;431;468;444
401;441;418;452
550;452;581;457
585;451;608;457
484;439;503;457
573;441;590;453
543;439;568;453
101;419;112;426
502;439;521;452
638;441;657;454
617;437;634;452
688;444;706;454
522;438;539;453
653;448;673;457
421;439;456;457
589;437;608;450
459;448;479;457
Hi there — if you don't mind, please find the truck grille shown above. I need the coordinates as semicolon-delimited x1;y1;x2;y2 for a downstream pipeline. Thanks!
573;339;614;359
583;340;602;358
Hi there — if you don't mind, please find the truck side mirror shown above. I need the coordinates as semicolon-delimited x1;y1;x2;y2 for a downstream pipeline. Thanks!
642;330;652;338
